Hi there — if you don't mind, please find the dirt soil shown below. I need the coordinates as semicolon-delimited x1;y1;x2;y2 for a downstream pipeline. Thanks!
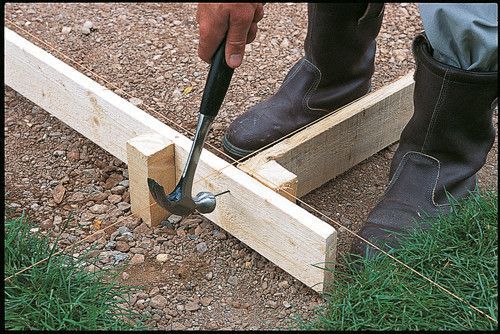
4;3;498;330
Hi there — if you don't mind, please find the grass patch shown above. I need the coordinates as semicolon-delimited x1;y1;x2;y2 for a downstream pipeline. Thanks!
4;213;146;330
300;191;498;330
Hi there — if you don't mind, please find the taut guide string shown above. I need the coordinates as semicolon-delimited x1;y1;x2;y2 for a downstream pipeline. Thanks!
4;20;496;324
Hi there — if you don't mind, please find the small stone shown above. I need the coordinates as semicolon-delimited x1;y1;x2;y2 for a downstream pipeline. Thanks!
134;223;152;236
171;323;186;330
105;173;124;189
118;180;129;187
83;20;93;30
206;271;213;280
61;26;71;34
110;185;126;195
30;203;40;211
150;295;168;309
117;226;130;235
113;252;128;263
116;232;133;241
79;221;93;227
108;194;122;204
129;97;143;106
156;254;169;262
67;150;80;161
68;192;85;203
201;296;213;307
267;300;278;309
176;304;185;311
53;216;63;225
122;216;141;230
49;180;60;187
185;301;200;312
40;219;53;229
196;242;208;254
130;247;145;254
173;20;182;25
194;225;203;236
105;241;116;250
86;264;97;273
117;202;131;211
89;204;108;214
53;150;65;157
81;21;92;34
30;227;40;233
52;184;66;204
283;301;292;309
215;231;227;240
150;287;160;296
161;220;175;229
90;192;108;202
167;214;183;224
82;169;96;178
278;280;290;289
227;275;238;286
116;241;130;252
130;253;145;265
122;272;130;280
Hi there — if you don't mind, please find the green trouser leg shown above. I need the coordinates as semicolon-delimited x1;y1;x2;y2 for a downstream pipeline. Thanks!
418;3;498;71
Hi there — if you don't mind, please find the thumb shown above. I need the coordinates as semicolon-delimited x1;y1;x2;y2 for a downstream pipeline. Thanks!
225;13;253;68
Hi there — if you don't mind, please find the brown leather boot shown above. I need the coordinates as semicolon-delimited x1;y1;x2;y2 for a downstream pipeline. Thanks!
223;3;385;159
352;33;498;259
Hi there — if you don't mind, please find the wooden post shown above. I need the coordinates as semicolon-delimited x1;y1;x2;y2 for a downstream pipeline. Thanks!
127;133;176;227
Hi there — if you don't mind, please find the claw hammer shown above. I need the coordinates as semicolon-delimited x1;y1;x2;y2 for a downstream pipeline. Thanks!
147;39;234;216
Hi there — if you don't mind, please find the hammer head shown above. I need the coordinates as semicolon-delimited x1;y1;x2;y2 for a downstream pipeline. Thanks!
147;178;216;216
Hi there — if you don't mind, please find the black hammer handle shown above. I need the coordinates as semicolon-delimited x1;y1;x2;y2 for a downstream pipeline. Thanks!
199;39;235;117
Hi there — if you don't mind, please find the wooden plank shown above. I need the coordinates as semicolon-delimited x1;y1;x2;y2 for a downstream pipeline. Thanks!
4;27;337;292
240;73;415;197
246;160;298;202
127;134;176;227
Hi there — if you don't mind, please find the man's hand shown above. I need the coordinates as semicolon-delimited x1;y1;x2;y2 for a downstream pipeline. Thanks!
196;3;264;68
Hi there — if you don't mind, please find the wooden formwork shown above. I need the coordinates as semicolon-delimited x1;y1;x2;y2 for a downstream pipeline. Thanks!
4;27;414;292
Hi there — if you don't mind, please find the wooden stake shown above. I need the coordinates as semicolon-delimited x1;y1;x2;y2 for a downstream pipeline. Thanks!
127;134;176;227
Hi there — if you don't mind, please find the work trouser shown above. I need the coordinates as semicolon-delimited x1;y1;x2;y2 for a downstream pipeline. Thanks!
418;3;498;72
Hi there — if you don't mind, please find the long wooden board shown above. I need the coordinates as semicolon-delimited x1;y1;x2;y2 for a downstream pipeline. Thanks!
4;27;336;292
240;73;415;197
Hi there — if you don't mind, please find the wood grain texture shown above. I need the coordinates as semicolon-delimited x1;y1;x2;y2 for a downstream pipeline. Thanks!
127;134;176;227
4;27;336;292
240;160;298;202
240;73;415;197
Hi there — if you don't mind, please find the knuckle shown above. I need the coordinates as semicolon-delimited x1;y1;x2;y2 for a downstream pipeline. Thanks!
227;39;247;49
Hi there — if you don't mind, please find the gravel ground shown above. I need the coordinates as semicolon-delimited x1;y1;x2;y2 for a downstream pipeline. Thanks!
4;3;498;330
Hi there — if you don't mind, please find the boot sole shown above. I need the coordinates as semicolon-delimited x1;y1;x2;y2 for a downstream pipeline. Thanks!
222;134;256;160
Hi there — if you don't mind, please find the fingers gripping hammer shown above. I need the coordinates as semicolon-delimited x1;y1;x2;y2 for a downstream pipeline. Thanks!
147;40;234;216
